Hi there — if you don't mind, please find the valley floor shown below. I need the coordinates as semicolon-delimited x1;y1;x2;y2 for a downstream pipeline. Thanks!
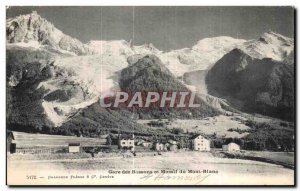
7;151;294;185
137;114;251;138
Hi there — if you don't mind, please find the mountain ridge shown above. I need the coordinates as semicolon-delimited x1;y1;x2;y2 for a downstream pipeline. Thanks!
6;12;295;128
206;48;294;121
7;11;94;55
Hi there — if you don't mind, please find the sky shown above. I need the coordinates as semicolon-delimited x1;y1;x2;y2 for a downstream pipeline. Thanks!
7;6;294;51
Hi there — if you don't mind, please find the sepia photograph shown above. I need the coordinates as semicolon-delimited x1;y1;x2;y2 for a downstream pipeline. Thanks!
5;6;295;186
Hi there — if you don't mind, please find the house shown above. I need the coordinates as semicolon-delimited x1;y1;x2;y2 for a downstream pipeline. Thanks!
169;144;178;151
153;140;179;152
7;131;15;153
167;139;178;151
118;138;135;151
68;143;81;153
117;134;135;151
163;143;170;151
222;143;240;152
141;142;153;148
153;142;164;151
136;140;144;146
168;139;177;145
190;134;210;151
136;140;152;148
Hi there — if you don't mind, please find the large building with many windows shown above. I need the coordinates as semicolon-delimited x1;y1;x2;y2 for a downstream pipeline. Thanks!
190;134;210;151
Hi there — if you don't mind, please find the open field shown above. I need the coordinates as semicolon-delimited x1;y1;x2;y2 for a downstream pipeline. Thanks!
7;151;294;185
221;151;294;169
137;115;250;138
242;151;294;165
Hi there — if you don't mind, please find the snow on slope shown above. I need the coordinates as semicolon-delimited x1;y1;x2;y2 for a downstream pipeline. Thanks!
192;36;247;67
7;12;295;126
37;53;129;126
88;40;162;56
10;32;293;126
158;37;246;76
240;31;294;61
6;11;92;55
87;37;246;77
87;40;133;56
133;43;162;55
36;40;164;125
179;32;294;113
76;31;295;77
11;41;41;49
39;35;245;125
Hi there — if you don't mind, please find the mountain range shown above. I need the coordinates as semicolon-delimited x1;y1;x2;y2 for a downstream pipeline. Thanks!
6;12;294;133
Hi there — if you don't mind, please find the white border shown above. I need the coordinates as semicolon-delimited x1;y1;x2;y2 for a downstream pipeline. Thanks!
0;1;298;190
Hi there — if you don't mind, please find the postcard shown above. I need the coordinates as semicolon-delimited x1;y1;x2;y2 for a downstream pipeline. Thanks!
6;6;295;186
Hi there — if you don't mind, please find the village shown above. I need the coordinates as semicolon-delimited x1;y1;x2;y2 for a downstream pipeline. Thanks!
7;130;241;156
6;130;294;185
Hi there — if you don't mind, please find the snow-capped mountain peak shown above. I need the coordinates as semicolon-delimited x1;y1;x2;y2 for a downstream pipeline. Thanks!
133;43;162;54
158;36;246;76
87;40;133;56
6;12;295;127
87;40;162;56
192;36;246;52
260;31;293;44
6;11;92;55
240;31;294;61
